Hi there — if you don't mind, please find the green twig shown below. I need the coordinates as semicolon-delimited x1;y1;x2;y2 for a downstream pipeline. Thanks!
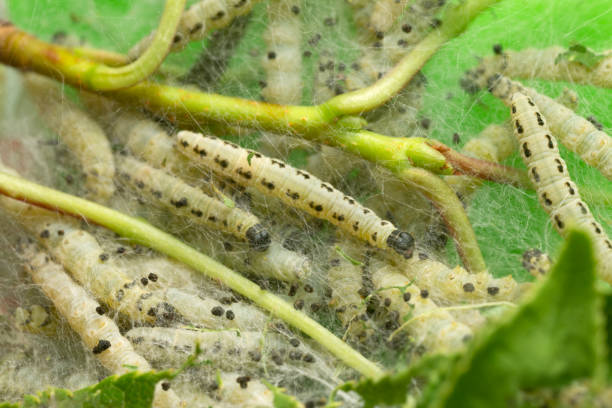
398;167;487;273
323;0;502;115
0;170;384;379
0;0;185;91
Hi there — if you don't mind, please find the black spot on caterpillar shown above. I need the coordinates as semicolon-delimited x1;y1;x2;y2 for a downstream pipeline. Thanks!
177;131;415;258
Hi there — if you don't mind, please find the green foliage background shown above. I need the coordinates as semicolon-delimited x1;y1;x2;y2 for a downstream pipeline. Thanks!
7;0;612;279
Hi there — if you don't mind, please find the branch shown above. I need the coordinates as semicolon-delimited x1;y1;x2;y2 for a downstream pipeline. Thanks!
398;167;487;273
0;0;185;91
429;140;532;189
0;170;384;380
323;0;502;115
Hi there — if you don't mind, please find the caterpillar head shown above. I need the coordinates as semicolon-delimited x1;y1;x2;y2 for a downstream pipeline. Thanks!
387;230;415;259
246;223;271;251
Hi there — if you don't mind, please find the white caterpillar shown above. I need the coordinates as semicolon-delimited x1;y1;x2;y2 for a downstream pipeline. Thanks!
261;0;303;104
393;251;523;305
117;155;270;250
21;249;183;407
23;74;115;202
368;258;473;353
465;73;612;180
510;92;612;281
511;92;612;282
126;326;319;373
163;287;267;331
327;251;379;345
474;45;612;89
128;0;261;60
176;131;415;258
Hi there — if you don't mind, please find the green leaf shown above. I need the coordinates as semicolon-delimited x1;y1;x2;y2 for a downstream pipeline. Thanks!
0;369;175;408
339;354;458;408
432;229;604;407
262;380;304;408
554;44;607;69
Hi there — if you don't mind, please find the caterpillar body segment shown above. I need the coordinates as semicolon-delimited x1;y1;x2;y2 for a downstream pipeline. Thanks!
117;156;270;250
510;92;612;281
24;74;115;201
478;75;612;180
395;253;523;305
327;251;379;344
22;250;184;407
473;46;612;89
163;288;268;331
176;131;415;258
126;326;320;374
128;0;261;60
261;0;303;104
369;259;473;353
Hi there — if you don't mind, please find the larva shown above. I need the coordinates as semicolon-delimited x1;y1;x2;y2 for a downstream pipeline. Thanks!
198;372;274;408
393;251;523;305
163;287;268;331
475;46;612;89
521;248;552;279
368;258;473;353
261;0;303;104
14;304;59;336
117;156;270;250
23;73;115;202
21;249;183;408
176;131;415;258
471;74;612;180
327;252;380;345
510;92;612;281
126;326;319;373
128;0;260;60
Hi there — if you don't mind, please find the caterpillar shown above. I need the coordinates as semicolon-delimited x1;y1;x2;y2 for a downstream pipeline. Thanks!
392;251;523;305
510;92;612;281
446;88;581;200
176;131;415;258
23;74;115;202
261;0;303;104
117;155;270;250
20;249;183;407
368;258;473;353
492;76;611;180
128;0;261;60
327;250;380;346
473;45;612;89
126;326;319;374
14;304;59;336
522;248;552;279
163;287;268;331
463;72;612;180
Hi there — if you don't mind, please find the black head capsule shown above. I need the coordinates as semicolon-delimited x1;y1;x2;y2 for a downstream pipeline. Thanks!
386;230;415;259
245;224;271;251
